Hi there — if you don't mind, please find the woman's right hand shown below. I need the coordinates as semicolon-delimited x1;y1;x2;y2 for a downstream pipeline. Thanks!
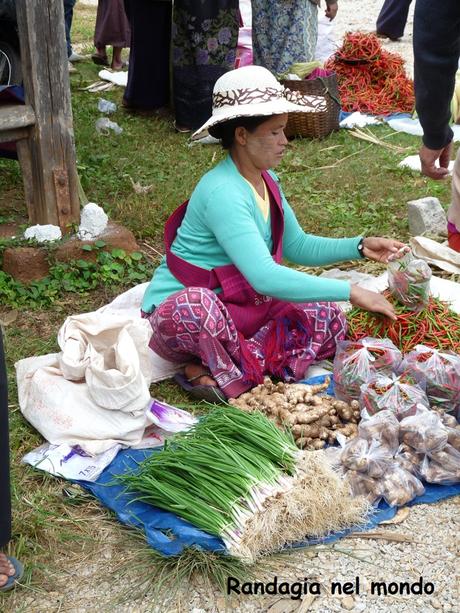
350;285;397;320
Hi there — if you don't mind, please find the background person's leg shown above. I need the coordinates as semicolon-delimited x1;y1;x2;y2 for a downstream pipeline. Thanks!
376;0;412;40
447;148;460;252
63;0;77;57
123;0;172;110
0;329;11;550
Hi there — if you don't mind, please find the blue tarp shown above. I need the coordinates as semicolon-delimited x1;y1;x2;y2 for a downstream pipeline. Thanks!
80;375;460;557
81;448;225;556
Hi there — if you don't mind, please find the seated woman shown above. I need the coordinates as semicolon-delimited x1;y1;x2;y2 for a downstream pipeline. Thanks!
142;66;406;402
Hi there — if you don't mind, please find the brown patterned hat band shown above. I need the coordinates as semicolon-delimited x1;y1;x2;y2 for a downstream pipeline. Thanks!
212;86;327;112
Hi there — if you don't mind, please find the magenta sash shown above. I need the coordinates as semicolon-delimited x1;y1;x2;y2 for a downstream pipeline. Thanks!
165;171;286;338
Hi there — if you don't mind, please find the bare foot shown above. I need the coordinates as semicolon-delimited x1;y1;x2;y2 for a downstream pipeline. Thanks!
0;553;15;588
184;363;217;387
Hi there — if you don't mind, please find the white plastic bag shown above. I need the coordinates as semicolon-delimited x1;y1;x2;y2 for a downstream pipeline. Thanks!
95;117;123;135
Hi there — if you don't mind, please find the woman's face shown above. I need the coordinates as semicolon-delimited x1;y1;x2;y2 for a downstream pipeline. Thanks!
238;114;289;169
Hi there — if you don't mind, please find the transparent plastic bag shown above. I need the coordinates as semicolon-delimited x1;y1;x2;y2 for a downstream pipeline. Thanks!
95;117;123;135
403;345;460;414
421;445;460;484
333;337;402;403
358;409;400;453
97;98;117;114
437;412;459;429
400;407;448;453
394;443;423;476
388;251;432;310
344;469;383;505
447;426;460;451
380;463;425;507
340;437;392;478
360;372;428;419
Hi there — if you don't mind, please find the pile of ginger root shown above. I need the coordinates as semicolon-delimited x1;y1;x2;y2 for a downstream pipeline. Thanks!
229;377;360;450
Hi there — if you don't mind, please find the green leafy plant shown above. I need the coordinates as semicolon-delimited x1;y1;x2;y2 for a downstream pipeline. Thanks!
0;248;151;309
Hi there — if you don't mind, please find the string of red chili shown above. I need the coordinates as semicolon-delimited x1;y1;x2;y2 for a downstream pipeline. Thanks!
324;32;415;114
347;293;460;354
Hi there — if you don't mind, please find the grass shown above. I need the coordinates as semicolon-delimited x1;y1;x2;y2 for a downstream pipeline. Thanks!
0;3;457;609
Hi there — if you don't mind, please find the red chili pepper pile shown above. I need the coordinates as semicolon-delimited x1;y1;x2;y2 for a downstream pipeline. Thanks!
324;32;414;114
347;293;460;354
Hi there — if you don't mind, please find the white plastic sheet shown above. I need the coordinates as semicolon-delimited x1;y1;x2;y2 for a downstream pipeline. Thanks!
98;69;128;87
387;117;460;142
398;155;456;174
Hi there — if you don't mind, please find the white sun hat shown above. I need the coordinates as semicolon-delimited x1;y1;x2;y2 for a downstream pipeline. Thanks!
192;65;328;140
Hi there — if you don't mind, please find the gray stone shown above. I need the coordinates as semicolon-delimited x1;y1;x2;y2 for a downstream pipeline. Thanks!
340;595;355;610
430;598;442;609
407;197;447;237
267;599;299;613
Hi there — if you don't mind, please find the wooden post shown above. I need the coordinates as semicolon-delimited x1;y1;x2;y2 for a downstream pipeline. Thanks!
15;0;80;231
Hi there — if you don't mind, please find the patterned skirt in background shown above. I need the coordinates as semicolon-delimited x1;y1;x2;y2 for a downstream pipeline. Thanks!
145;287;347;399
172;0;240;130
94;0;131;49
123;0;172;110
251;0;318;75
0;328;11;547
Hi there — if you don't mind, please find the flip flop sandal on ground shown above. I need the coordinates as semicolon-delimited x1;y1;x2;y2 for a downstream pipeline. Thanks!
173;121;192;134
174;373;226;403
91;53;109;66
0;556;24;592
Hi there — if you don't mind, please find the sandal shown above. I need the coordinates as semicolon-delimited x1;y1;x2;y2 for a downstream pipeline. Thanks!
122;99;165;117
173;121;192;134
174;372;226;403
0;556;24;592
91;53;110;67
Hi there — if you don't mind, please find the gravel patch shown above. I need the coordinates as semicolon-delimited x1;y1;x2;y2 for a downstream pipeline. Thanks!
8;493;458;612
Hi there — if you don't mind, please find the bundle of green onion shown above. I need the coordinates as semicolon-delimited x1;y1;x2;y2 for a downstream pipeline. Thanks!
120;406;369;561
278;60;321;80
120;406;297;550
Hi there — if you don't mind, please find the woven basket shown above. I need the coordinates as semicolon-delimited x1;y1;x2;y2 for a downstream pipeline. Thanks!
282;73;341;139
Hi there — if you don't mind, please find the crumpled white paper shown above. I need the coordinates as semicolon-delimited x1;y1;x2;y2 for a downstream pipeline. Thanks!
22;442;122;482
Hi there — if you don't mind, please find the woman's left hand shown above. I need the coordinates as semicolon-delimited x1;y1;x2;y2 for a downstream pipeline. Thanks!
325;2;338;21
362;237;410;263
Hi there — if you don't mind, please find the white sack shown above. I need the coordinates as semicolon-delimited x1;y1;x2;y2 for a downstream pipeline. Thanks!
57;312;153;397
16;353;148;455
97;283;184;382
